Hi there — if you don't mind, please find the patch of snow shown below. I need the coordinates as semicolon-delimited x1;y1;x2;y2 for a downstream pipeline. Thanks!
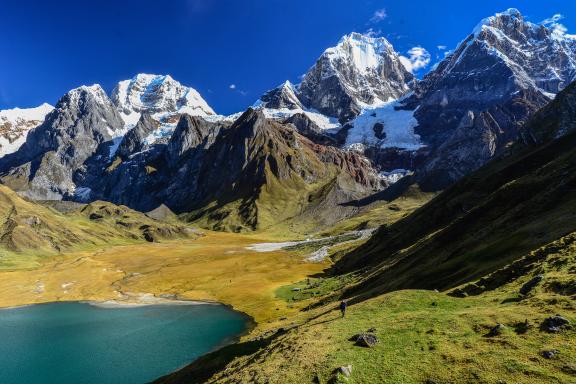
345;99;423;150
204;112;244;123
379;169;413;184
0;134;29;157
143;123;178;145
0;103;53;156
259;107;341;131
306;246;330;263
108;137;123;158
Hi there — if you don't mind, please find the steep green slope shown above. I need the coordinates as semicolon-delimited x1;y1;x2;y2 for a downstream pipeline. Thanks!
155;231;576;384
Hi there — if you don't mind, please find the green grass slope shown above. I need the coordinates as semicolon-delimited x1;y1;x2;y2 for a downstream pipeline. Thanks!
0;186;195;269
155;231;576;384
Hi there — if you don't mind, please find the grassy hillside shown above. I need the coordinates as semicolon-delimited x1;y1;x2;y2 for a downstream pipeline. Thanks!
155;231;576;384
0;185;194;269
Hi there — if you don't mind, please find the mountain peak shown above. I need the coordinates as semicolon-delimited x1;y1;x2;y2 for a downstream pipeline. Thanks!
111;74;215;126
60;84;113;111
324;32;396;76
338;32;393;48
256;80;303;110
0;103;55;156
298;32;413;122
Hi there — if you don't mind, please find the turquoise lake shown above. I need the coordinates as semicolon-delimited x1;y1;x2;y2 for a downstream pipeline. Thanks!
0;301;249;384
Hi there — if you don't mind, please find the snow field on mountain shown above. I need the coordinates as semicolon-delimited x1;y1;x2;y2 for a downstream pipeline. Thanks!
345;100;423;150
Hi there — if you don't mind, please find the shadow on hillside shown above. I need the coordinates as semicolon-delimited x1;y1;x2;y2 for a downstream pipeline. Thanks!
152;334;276;384
340;176;415;208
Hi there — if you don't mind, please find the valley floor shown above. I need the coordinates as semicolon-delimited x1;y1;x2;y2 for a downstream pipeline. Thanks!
0;231;329;324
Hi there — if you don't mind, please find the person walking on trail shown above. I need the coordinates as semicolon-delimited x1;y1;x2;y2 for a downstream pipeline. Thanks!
339;300;347;318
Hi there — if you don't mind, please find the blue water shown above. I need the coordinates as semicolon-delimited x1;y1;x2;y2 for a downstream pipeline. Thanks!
0;302;249;384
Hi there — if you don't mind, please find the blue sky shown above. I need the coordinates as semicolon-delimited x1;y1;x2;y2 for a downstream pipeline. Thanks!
0;0;574;114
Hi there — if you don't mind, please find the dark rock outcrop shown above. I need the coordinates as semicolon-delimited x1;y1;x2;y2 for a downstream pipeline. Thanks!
540;315;571;333
116;113;159;159
352;333;379;347
520;274;544;295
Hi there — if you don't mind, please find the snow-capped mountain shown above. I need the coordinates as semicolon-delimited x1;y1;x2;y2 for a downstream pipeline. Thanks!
343;9;576;188
408;8;576;114
111;74;215;141
2;9;576;207
253;81;341;143
299;33;413;122
257;33;413;124
0;103;53;156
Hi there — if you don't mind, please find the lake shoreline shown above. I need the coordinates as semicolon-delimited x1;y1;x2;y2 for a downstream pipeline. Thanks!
0;300;253;384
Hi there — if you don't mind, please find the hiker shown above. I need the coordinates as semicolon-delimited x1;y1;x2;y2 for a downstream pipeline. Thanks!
339;300;347;318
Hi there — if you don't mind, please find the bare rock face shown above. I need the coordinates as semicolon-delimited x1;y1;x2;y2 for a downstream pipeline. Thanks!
282;113;337;146
116;113;160;159
258;81;304;110
80;109;382;231
0;85;124;200
298;33;414;123
541;315;571;333
521;81;576;144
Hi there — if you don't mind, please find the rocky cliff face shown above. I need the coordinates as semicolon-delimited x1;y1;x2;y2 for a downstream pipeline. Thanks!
408;9;576;187
0;85;124;199
257;81;304;110
78;109;382;231
115;113;160;159
521;81;576;144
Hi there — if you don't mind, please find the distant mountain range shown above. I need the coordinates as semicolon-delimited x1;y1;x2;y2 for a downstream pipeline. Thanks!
0;8;575;231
